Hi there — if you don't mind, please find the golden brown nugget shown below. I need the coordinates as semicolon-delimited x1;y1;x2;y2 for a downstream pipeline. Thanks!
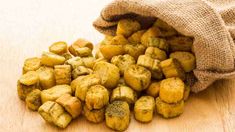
147;37;169;52
169;51;196;72
167;36;193;52
65;57;84;69
146;81;161;98
72;66;92;79
155;97;184;118
70;75;86;94
99;44;125;60
75;47;92;57
38;101;72;128
128;30;146;44
56;94;82;118
134;96;155;123
62;53;73;61
105;101;130;131
124;65;151;91
41;85;72;103
26;89;42;111
159;77;184;103
19;71;39;86
72;38;93;50
141;27;161;46
160;58;185;80
95;50;104;59
81;56;96;69
111;54;136;75
75;74;101;101
23;57;41;73
85;85;109;110
93;62;120;89
49;41;68;55
116;19;141;37
153;19;175;31
83;105;105;123
109;35;129;45
124;44;146;60
36;66;55;89
54;65;72;85
137;55;163;79
183;85;190;101
110;85;137;105
145;47;167;61
41;51;66;67
17;80;39;101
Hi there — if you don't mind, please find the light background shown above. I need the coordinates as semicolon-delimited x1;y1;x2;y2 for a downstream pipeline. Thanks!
0;0;234;131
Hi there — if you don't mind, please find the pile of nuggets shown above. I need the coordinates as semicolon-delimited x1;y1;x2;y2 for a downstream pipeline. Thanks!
17;18;195;131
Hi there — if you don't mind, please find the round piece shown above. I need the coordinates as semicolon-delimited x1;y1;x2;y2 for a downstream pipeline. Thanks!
105;101;130;131
116;19;141;37
169;51;196;72
111;54;136;75
19;71;39;86
146;81;161;98
159;77;184;103
134;96;155;123
111;85;137;105
124;44;146;60
156;97;184;118
99;44;125;60
93;62;120;89
85;85;109;110
49;41;68;55
124;65;151;91
83;105;105;123
23;57;41;73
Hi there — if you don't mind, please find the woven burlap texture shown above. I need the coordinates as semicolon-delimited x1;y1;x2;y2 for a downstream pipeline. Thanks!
93;0;235;93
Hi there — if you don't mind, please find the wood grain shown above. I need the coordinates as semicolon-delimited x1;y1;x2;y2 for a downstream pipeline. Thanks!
0;0;234;131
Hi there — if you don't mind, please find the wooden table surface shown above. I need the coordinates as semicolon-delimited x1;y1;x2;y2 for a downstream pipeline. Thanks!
0;0;235;131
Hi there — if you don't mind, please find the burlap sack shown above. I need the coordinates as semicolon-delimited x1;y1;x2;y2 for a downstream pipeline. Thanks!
93;0;235;93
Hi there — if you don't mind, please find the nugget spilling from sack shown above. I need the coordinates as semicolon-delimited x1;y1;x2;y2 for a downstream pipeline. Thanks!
17;19;195;131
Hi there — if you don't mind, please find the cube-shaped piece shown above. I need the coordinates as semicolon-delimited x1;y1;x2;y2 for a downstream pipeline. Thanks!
128;30;146;44
137;55;163;79
37;66;55;89
85;85;109;110
75;74;101;101
81;56;96;69
69;39;93;56
54;65;71;85
93;62;120;89
124;44;146;60
17;81;39;101
23;57;41;73
141;27;161;46
146;81;161;98
116;19;141;37
160;77;185;103
145;47;167;61
38;101;72;128
169;51;196;72
167;36;193;52
41;52;65;67
111;54;136;75
83;105;105;123
72;66;92;79
49;41;68;55
41;85;72;103
111;85;137;105
99;44;125;60
124;65;151;91
147;37;168;52
105;101;130;131
19;71;39;86
109;35;129;45
56;94;82;118
26;89;42;111
134;96;155;122
155;97;184;118
160;58;185;80
65;57;84;69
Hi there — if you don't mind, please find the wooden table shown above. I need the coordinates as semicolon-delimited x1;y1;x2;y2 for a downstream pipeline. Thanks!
0;0;234;131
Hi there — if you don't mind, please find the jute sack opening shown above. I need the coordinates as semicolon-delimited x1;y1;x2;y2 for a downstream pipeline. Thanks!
93;0;235;93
